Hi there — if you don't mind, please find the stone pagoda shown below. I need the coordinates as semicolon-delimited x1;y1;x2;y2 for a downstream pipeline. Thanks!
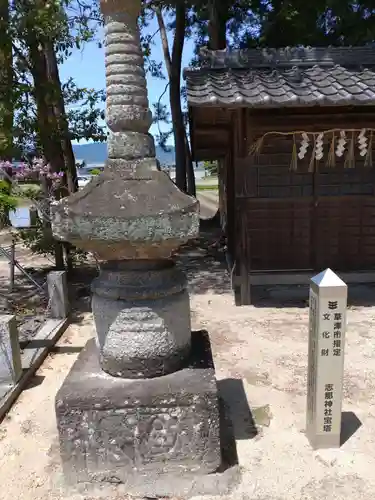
52;0;221;493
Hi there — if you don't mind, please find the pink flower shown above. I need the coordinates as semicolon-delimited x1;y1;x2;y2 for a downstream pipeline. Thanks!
0;161;12;170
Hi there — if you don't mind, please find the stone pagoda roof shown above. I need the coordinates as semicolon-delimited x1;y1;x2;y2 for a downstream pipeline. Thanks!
184;46;375;108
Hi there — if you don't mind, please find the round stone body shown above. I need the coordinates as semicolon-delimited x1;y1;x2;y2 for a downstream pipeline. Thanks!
91;260;192;378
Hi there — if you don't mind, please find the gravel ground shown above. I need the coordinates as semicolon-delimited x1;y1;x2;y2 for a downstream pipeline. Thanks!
2;197;375;500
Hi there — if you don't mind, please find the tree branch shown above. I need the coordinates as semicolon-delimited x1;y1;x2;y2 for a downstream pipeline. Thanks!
156;81;170;137
12;43;31;71
154;6;172;78
149;27;161;43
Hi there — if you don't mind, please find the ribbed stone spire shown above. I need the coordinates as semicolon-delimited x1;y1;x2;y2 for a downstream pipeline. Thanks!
105;4;156;176
105;11;151;132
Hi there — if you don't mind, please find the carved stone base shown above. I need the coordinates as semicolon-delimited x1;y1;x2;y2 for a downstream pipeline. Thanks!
55;332;222;488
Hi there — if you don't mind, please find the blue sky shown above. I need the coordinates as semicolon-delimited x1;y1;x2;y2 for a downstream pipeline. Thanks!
59;16;195;146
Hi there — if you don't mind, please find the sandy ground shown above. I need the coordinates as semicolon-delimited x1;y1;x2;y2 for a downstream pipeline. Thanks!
197;191;218;219
2;194;375;499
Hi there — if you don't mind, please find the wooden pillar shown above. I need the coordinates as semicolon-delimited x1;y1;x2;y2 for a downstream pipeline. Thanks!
239;109;251;305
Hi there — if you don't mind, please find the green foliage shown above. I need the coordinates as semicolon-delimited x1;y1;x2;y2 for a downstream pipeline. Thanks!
16;216;88;263
89;168;101;175
203;160;218;176
16;217;56;257
230;0;375;48
140;7;166;78
152;101;173;152
16;184;41;201
0;180;18;223
63;79;106;142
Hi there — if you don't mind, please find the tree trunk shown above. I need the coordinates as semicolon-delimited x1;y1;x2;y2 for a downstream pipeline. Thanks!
185;131;196;196
156;5;189;193
44;43;78;269
40;176;65;270
170;4;188;192
27;41;65;173
0;0;13;160
261;0;287;47
44;44;78;193
206;0;226;222
21;0;78;269
25;32;65;269
0;0;14;227
208;0;227;50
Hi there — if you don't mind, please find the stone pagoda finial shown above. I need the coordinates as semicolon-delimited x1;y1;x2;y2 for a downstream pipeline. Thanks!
103;0;153;172
53;0;222;493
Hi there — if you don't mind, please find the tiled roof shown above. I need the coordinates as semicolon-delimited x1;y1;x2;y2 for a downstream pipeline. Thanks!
184;46;375;108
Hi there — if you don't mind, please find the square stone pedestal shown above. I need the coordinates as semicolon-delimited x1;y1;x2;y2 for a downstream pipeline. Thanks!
55;332;228;496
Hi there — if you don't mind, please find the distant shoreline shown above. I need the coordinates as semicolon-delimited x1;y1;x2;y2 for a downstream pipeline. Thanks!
78;165;210;181
73;143;190;167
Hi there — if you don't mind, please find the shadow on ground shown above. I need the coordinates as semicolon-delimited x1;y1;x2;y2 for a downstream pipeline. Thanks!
218;378;258;442
176;225;230;296
341;411;362;446
23;375;45;391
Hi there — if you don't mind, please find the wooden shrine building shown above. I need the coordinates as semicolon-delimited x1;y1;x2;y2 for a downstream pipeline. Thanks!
184;46;375;305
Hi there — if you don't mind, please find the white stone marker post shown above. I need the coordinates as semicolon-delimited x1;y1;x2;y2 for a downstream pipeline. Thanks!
0;315;22;387
306;268;348;450
47;271;69;320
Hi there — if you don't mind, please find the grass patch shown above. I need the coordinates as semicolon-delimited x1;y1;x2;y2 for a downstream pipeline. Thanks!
12;184;41;206
196;184;219;191
17;183;41;193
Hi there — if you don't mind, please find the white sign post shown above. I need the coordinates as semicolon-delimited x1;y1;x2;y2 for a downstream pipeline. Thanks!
306;268;348;450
